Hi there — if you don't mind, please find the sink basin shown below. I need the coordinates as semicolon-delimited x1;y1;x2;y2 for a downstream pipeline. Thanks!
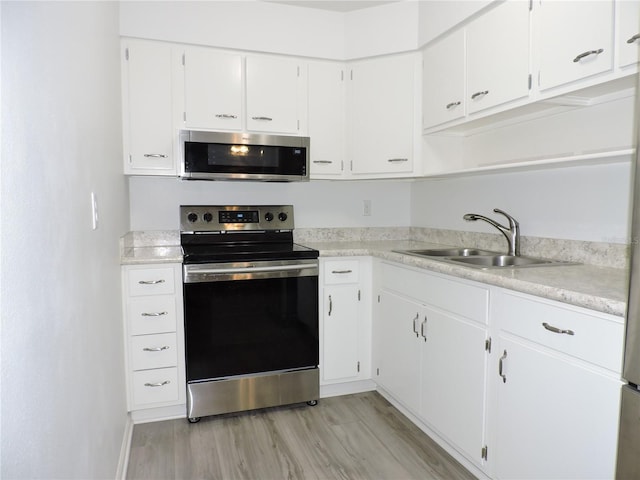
395;247;498;257
447;255;562;268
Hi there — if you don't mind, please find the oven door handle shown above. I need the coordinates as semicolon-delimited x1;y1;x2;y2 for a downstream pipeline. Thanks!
189;264;317;275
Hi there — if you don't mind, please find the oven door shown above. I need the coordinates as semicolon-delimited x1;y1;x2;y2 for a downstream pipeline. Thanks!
183;259;319;383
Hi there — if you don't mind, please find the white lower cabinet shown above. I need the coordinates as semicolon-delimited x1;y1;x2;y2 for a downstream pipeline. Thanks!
122;263;186;418
490;289;623;480
320;258;371;388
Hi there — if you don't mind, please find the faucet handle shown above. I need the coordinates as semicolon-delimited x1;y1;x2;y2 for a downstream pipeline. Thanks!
493;208;519;228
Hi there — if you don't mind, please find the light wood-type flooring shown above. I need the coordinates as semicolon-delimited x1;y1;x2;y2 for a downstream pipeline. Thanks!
126;391;476;480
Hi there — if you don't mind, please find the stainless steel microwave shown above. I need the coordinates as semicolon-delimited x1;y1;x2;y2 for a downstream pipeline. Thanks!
181;131;310;182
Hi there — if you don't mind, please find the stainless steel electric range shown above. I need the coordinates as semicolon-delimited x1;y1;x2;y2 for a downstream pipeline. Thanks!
180;205;319;422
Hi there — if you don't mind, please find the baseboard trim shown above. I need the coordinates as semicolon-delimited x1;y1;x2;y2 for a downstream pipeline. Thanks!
130;404;187;424
115;413;134;480
320;379;376;398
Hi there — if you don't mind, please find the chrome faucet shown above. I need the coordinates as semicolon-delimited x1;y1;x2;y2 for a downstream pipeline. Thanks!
463;208;521;256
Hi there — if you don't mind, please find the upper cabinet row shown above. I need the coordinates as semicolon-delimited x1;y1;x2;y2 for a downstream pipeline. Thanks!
121;40;420;179
423;0;640;132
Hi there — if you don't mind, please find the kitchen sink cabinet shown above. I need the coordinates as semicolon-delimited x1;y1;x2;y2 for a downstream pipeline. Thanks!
347;53;420;177
489;289;623;479
121;39;181;176
537;0;614;92
375;261;490;471
308;61;346;178
466;0;531;114
320;258;371;388
617;0;640;69
122;263;186;421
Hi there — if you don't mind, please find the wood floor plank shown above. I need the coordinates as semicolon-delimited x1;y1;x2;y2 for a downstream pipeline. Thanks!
126;391;475;480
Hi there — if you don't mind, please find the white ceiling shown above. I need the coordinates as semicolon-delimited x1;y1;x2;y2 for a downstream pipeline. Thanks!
265;1;401;12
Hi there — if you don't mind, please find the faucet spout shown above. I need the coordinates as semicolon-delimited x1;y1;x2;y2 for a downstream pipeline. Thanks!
463;208;521;256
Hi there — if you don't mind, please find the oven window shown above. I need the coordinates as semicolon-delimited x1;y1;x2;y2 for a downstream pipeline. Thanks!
184;275;318;382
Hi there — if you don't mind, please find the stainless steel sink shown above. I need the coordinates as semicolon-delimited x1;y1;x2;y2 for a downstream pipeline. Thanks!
398;247;498;257
393;248;578;269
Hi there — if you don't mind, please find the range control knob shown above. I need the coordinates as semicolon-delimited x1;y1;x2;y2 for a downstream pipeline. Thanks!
264;212;274;222
187;212;198;223
203;212;213;222
278;212;288;222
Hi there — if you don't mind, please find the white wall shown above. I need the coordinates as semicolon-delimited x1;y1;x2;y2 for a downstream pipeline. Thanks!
129;177;412;230
417;0;492;46
1;2;129;478
411;161;634;243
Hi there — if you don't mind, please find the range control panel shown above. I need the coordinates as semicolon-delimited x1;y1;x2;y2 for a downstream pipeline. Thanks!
180;205;294;232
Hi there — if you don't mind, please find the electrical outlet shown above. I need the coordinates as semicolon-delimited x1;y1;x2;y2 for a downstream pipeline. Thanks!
91;192;98;230
363;199;372;216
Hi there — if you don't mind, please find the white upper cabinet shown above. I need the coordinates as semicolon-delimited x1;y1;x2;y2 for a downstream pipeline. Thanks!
422;29;466;129
348;53;419;176
617;0;640;68
121;39;178;175
466;0;531;114
538;0;614;91
183;48;242;131
308;62;345;177
246;55;303;134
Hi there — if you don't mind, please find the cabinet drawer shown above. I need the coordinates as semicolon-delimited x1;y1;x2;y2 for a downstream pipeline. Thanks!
324;260;359;284
130;333;178;371
128;296;177;335
127;267;175;296
499;292;624;372
131;367;180;407
382;263;488;324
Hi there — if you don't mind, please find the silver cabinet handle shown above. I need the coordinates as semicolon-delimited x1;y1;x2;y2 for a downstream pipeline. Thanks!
331;269;352;274
142;346;170;352
498;350;507;383
143;153;168;158
138;279;165;285
141;311;168;317
412;313;420;338
215;114;238;119
313;160;333;164
420;316;427;342
144;380;170;387
573;48;604;63
446;101;461;110
471;90;489;100
627;34;640;44
328;295;332;316
388;158;408;163
252;116;273;121
542;322;575;336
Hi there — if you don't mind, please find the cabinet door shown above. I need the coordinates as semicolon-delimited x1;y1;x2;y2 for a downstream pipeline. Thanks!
420;307;488;467
122;40;175;175
246;56;301;134
423;29;466;129
538;1;614;91
376;290;421;413
617;0;640;68
308;62;345;177
322;284;360;382
466;0;531;114
493;336;620;480
348;54;416;175
183;48;242;131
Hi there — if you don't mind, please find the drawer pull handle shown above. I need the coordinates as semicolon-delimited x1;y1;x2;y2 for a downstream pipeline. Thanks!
138;279;165;285
143;153;168;158
252;116;273;121
627;34;640;44
143;346;170;352
471;90;489;100
572;48;604;63
331;269;353;274
215;113;238;119
141;311;168;317
499;350;508;383
412;313;420;338
313;160;333;164
328;295;333;316
446;101;461;110
542;322;575;336
420;316;428;342
144;380;171;387
387;158;408;163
